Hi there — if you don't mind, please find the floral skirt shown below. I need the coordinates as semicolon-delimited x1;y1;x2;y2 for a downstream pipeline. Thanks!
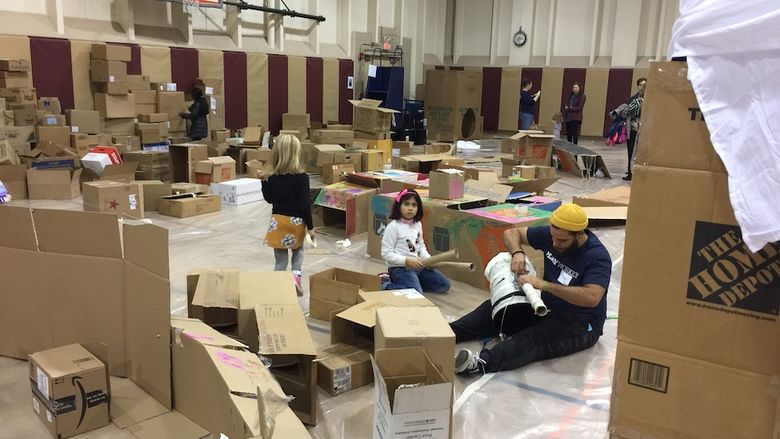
264;214;306;249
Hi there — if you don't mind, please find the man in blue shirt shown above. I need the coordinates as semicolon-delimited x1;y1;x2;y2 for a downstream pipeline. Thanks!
519;78;541;130
452;203;612;374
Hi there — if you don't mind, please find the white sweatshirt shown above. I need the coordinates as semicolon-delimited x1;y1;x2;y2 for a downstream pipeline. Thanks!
381;219;431;267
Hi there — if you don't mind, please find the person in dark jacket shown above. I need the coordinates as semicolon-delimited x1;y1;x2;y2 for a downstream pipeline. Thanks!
564;83;586;144
519;79;541;130
179;86;209;141
623;77;647;181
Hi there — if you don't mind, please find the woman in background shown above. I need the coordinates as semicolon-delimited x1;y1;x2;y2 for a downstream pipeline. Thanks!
564;83;586;144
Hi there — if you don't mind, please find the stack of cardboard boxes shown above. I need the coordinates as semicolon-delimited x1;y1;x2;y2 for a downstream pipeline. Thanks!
0;59;36;158
153;82;187;139
350;99;395;164
91;44;136;139
194;78;225;132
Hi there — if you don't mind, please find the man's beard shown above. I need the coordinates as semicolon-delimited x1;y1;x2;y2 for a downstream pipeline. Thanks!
557;240;581;256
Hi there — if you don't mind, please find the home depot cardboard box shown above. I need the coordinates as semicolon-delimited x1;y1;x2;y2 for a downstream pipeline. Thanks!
309;267;382;321
169;143;208;182
0;164;27;199
316;342;373;396
429;169;465;200
90;59;128;84
95;93;135;119
372;347;453;439
26;168;82;199
90;43;131;62
133;180;171;211
82;180;144;218
349;99;398;134
65;109;101;134
425;69;483;141
194;156;236;185
500;132;555;166
158;193;221;217
375;306;456;381
29;344;110;439
210;178;263;206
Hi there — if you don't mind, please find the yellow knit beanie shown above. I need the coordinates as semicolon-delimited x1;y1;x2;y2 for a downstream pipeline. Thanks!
550;203;588;232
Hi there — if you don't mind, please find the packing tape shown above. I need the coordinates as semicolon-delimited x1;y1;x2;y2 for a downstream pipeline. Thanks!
453;372;497;414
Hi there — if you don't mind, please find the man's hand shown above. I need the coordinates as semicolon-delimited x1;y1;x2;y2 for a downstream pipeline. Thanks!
405;257;425;270
517;274;543;290
510;252;528;274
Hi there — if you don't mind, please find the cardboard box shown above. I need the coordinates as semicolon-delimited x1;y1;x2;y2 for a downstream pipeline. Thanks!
572;186;630;208
185;268;240;327
331;290;434;344
12;103;36;126
26;168;82;199
356;138;392;164
429;169;465;200
29;344;110;439
80;162;138;184
321;163;356;185
36;125;70;148
210;178;264;205
132;89;157;105
372;347;453;439
194;156;236;185
309;268;382;322
91;43;131;62
82;180;144;218
151;82;177;92
375;306;457;381
0;58;31;71
317;148;361;171
156;91;185;120
0;87;36;104
158;193;221;217
95;81;129;95
171;182;209;194
139;112;168;123
170;317;310;438
127;74;150;90
393;140;413;156
65;109;101;134
242;126;265;145
211;129;230;142
38;97;60;114
0;139;20;165
90;59;128;84
169;143;208;183
500;132;555;166
95;93;135;119
353;130;390;140
0;76;28;88
313;182;378;238
245;148;272;164
245;160;263;179
37;114;66;126
123;150;169;169
349;99;398;134
311;129;354;145
390;153;452;174
358;149;385;171
313;144;345;166
133;180;171;211
0;164;27;199
81;146;122;176
282;113;311;140
194;78;223;95
70;133;90;156
316;342;373;396
425;69;483;141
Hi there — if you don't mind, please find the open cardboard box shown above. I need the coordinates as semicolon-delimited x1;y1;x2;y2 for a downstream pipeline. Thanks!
313;182;378;238
309;267;382;321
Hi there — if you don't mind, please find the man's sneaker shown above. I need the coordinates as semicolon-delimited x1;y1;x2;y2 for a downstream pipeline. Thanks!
454;348;487;375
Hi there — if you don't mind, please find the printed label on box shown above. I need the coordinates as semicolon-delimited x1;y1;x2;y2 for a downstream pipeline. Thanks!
166;84;176;91
109;75;115;83
72;126;79;133
628;357;670;393
46;117;56;125
333;366;352;395
46;409;53;423
129;194;137;210
205;86;214;95
210;97;217;110
36;367;49;398
32;397;40;414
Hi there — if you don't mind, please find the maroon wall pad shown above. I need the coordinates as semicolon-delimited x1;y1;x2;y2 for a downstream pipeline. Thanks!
306;57;323;124
520;68;543;123
110;42;141;75
267;54;288;135
604;69;634;136
223;51;247;131
561;68;587;134
30;37;75;111
481;67;502;131
170;46;199;93
338;59;353;124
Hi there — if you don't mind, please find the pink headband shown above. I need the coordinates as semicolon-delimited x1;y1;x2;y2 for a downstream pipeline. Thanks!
395;188;409;203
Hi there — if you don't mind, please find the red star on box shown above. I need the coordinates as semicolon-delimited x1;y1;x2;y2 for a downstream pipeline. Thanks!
108;199;119;210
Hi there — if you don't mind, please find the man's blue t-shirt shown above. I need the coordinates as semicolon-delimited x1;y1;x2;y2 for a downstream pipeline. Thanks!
520;90;535;115
526;226;612;333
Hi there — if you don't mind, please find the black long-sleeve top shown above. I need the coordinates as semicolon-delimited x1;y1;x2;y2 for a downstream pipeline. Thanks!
261;173;313;230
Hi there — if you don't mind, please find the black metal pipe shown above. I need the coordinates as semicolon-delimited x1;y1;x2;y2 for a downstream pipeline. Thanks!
223;0;326;22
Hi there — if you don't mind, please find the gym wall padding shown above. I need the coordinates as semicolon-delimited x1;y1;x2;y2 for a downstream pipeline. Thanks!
306;57;324;124
223;51;247;131
604;68;634;135
197;49;224;86
520;67;543;124
170;47;199;94
246;53;269;131
538;68;564;133
140;45;172;83
498;68;521;131
30;37;75;111
267;54;288;135
338;59;354;125
322;58;340;124
481;67;502;131
287;56;307;115
70;40;94;110
582;68;609;137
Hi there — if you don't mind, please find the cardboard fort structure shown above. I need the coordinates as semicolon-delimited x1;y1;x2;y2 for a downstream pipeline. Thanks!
553;140;611;178
313;181;378;238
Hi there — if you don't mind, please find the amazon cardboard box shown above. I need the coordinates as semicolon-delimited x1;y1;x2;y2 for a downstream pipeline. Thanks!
90;43;131;62
65;109;101;134
26;168;82;199
95;93;135;119
316;342;373;396
425;69;483;141
29;344;110;439
372;347;453;439
158;193;221;218
309;268;382;322
82;180;144;218
194;156;236;185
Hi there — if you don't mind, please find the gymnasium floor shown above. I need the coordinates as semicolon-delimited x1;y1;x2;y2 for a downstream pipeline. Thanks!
0;136;631;439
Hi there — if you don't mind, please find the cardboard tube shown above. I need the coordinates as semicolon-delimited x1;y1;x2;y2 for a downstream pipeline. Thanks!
521;283;548;316
431;261;476;272
422;249;459;267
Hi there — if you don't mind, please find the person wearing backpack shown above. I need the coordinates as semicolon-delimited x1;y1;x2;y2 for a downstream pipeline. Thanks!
623;77;647;181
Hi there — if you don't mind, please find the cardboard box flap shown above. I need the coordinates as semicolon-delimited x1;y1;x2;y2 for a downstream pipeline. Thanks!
358;290;435;307
529;134;555;140
349;99;399;114
171;317;247;349
0;205;37;250
581;206;628;221
464;180;513;203
572;185;631;207
29;343;104;377
255;304;317;356
32;208;122;259
194;160;213;174
503;176;560;195
110;378;170;429
393;382;453;414
239;272;299;308
123;222;169;279
192;268;241;309
375;307;456;339
126;410;210;439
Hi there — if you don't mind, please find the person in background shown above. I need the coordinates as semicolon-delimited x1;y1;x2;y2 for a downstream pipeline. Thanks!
564;83;586;144
179;86;209;141
623;77;647;181
381;189;451;294
451;204;611;374
519;79;541;130
552;112;563;139
258;134;315;294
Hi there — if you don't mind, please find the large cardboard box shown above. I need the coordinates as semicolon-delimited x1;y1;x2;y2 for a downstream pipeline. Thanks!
210;178;264;206
90;59;128;84
139;112;168;123
36;125;70;148
309;268;382;322
132;89;157;105
170;318;310;438
90;43;131;62
0;164;27;199
0;139;20;165
242;126;265;145
158;193;221;217
133;180;171;212
0;58;31;71
96;81;130;95
372;347;453;439
186;268;241;327
95;93;135;119
0;207;172;409
429;169;465;200
313;182;378;238
157;91;185;120
321;163;356;185
82;180;144;219
169;143;208;183
29;344;110;439
282;113;310;140
127;74;150;90
349;99;398;134
0;75;29;88
12;103;37;126
375;306;457;381
311;129;354;146
26;168;82;199
500;132;555;166
316;342;373;396
425;69;483;141
194;156;236;185
102;118;136;137
65;109;101;134
331;291;434;345
358;149;384;171
194;77;223;95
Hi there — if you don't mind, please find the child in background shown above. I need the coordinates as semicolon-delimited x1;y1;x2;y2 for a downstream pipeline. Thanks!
259;134;315;293
381;189;451;293
552;112;563;139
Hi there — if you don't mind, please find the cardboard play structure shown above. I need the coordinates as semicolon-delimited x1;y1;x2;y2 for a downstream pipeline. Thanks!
424;69;483;141
553;140;611;178
313;181;378;238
